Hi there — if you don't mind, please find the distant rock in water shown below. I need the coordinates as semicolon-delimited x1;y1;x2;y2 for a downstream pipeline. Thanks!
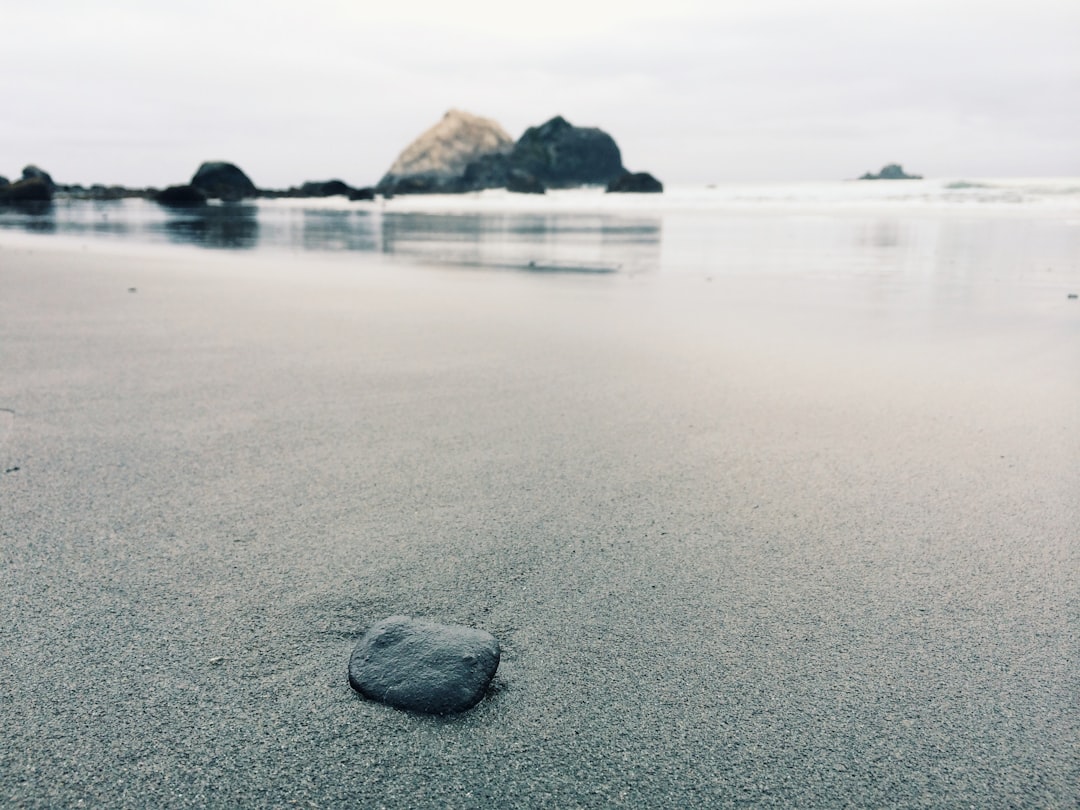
0;177;53;203
22;165;56;191
607;171;663;193
377;111;634;194
298;179;352;197
348;616;500;715
510;116;625;188
859;164;922;180
259;180;376;200
377;109;514;195
191;161;257;200
154;184;208;208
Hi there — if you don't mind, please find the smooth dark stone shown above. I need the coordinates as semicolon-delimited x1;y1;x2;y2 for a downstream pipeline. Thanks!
348;616;500;715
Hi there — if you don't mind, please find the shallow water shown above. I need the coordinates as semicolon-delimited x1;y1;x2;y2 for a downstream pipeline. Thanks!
2;181;1077;280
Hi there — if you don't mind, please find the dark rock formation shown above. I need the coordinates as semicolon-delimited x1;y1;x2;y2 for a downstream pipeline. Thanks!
377;110;514;195
377;111;632;193
386;176;464;195
21;165;56;190
0;177;53;203
348;616;500;715
606;171;663;193
299;179;352;197
347;186;376;201
461;153;512;191
0;176;9;188
154;184;208;207
258;181;376;200
506;168;545;194
510;116;625;188
859;164;922;180
190;161;257;201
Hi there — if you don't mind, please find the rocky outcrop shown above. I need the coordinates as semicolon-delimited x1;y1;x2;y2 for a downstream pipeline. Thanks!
298;179;352;197
154;184;208;207
258;180;376;200
377;110;514;195
190;161;257;200
0;177;53;203
347;186;375;201
21;165;56;191
509;116;625;188
301;180;376;200
606;171;663;193
507;168;545;194
377;111;637;194
461;152;512;191
859;164;922;180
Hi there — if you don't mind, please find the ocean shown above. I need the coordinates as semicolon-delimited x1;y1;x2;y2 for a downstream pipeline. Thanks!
2;179;1078;293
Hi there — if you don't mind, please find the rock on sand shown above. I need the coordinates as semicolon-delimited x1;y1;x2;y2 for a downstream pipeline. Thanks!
348;616;500;715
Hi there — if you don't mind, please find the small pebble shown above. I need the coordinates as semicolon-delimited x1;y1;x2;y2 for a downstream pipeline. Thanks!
348;616;500;715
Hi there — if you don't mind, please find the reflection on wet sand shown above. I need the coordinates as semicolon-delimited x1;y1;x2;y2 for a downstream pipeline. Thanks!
299;209;378;252
0;199;662;274
378;212;662;273
0;201;56;232
163;205;259;250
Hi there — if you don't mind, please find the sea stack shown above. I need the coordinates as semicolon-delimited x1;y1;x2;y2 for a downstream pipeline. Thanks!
509;116;625;188
377;110;514;195
190;161;258;200
859;164;923;180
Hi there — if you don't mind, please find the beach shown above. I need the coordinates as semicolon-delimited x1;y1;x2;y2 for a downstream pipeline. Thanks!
1;191;1078;807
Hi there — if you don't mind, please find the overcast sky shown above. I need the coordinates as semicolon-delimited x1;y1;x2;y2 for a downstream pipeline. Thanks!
2;0;1077;188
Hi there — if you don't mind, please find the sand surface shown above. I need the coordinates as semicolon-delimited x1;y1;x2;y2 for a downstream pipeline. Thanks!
1;238;1077;807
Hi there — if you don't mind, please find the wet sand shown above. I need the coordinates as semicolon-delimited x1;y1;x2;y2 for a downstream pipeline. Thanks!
1;238;1077;807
